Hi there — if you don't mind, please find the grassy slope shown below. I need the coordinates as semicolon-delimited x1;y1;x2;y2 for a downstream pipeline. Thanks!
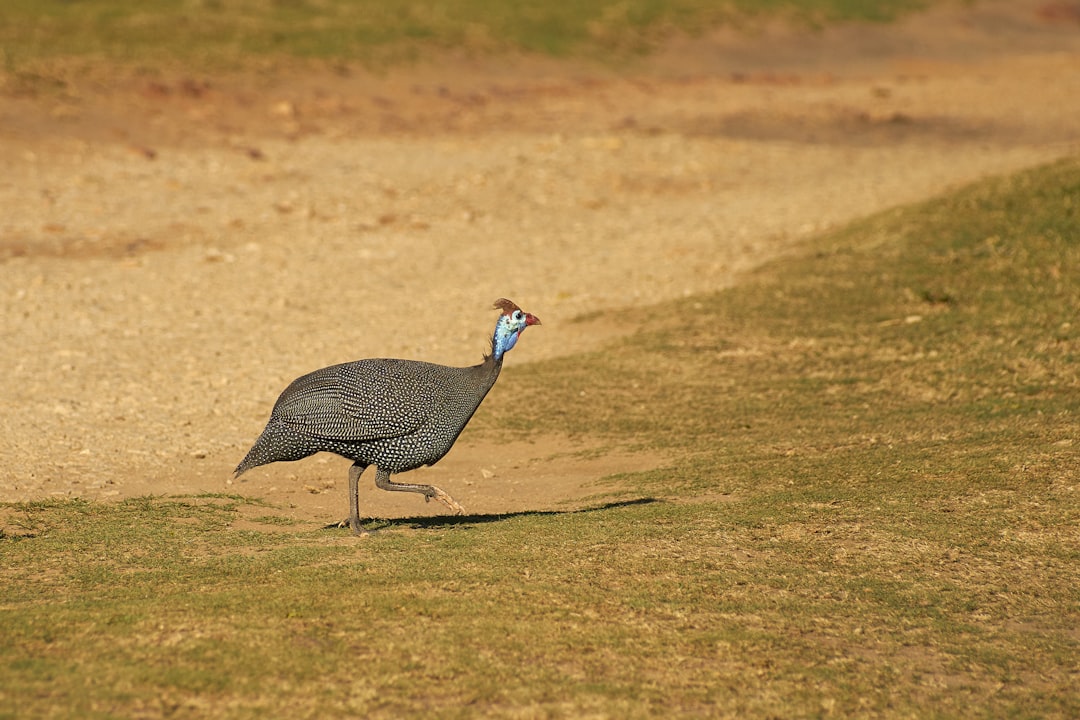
0;0;928;67
3;159;1078;718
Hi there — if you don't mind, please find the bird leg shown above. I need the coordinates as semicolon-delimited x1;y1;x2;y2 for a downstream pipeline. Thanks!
374;467;466;515
347;462;369;535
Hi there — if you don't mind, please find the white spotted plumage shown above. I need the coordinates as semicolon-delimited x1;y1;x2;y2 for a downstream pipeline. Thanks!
235;299;541;534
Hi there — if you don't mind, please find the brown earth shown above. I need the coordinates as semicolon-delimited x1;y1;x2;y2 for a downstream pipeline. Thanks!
1;0;1078;529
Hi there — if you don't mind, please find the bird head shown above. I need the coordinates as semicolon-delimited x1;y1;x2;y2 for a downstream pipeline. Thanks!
491;298;541;360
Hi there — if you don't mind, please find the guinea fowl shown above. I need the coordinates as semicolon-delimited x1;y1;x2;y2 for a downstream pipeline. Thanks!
235;298;541;534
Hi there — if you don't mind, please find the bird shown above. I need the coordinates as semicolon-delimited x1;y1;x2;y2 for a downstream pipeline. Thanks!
235;298;541;534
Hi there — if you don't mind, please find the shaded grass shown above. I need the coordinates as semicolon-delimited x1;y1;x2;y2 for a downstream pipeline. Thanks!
0;0;930;69
3;159;1080;718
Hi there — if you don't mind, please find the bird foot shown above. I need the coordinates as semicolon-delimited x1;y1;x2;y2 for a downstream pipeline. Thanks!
428;486;466;515
325;518;376;535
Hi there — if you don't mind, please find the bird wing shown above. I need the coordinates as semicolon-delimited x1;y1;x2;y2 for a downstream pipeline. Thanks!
271;359;444;442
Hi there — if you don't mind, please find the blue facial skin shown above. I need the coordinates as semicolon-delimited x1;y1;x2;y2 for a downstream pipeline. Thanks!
492;311;529;360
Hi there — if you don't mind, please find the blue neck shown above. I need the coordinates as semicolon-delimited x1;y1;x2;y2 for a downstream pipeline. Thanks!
491;316;520;361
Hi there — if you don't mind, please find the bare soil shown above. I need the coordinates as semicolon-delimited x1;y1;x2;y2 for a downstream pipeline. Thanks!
2;0;1078;528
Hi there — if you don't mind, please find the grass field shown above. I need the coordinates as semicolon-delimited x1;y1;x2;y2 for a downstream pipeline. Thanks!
1;0;929;67
3;156;1078;717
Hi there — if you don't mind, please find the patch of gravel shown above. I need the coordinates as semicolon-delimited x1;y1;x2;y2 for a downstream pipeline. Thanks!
1;0;1077;513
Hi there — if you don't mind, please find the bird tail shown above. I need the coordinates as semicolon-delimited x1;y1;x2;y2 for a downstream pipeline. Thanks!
234;421;316;477
234;445;264;478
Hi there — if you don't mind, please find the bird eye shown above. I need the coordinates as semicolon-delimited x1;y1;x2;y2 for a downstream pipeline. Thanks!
512;310;522;321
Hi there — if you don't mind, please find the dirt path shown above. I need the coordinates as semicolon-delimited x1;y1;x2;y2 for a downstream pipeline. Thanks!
1;1;1078;526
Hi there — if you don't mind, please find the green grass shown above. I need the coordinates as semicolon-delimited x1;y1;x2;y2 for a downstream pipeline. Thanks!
3;158;1079;717
0;0;930;68
494;156;1080;472
4;3;1070;714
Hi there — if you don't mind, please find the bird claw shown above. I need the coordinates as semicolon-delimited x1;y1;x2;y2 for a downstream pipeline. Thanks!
430;486;466;515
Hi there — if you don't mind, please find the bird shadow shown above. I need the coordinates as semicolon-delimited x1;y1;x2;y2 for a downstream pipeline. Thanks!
340;497;660;533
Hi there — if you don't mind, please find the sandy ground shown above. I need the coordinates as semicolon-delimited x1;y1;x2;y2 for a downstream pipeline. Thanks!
1;0;1078;527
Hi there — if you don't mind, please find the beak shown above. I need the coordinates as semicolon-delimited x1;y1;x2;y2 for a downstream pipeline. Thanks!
525;313;542;326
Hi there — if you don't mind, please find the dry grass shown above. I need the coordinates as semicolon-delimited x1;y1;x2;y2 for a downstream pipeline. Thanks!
3;158;1079;718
